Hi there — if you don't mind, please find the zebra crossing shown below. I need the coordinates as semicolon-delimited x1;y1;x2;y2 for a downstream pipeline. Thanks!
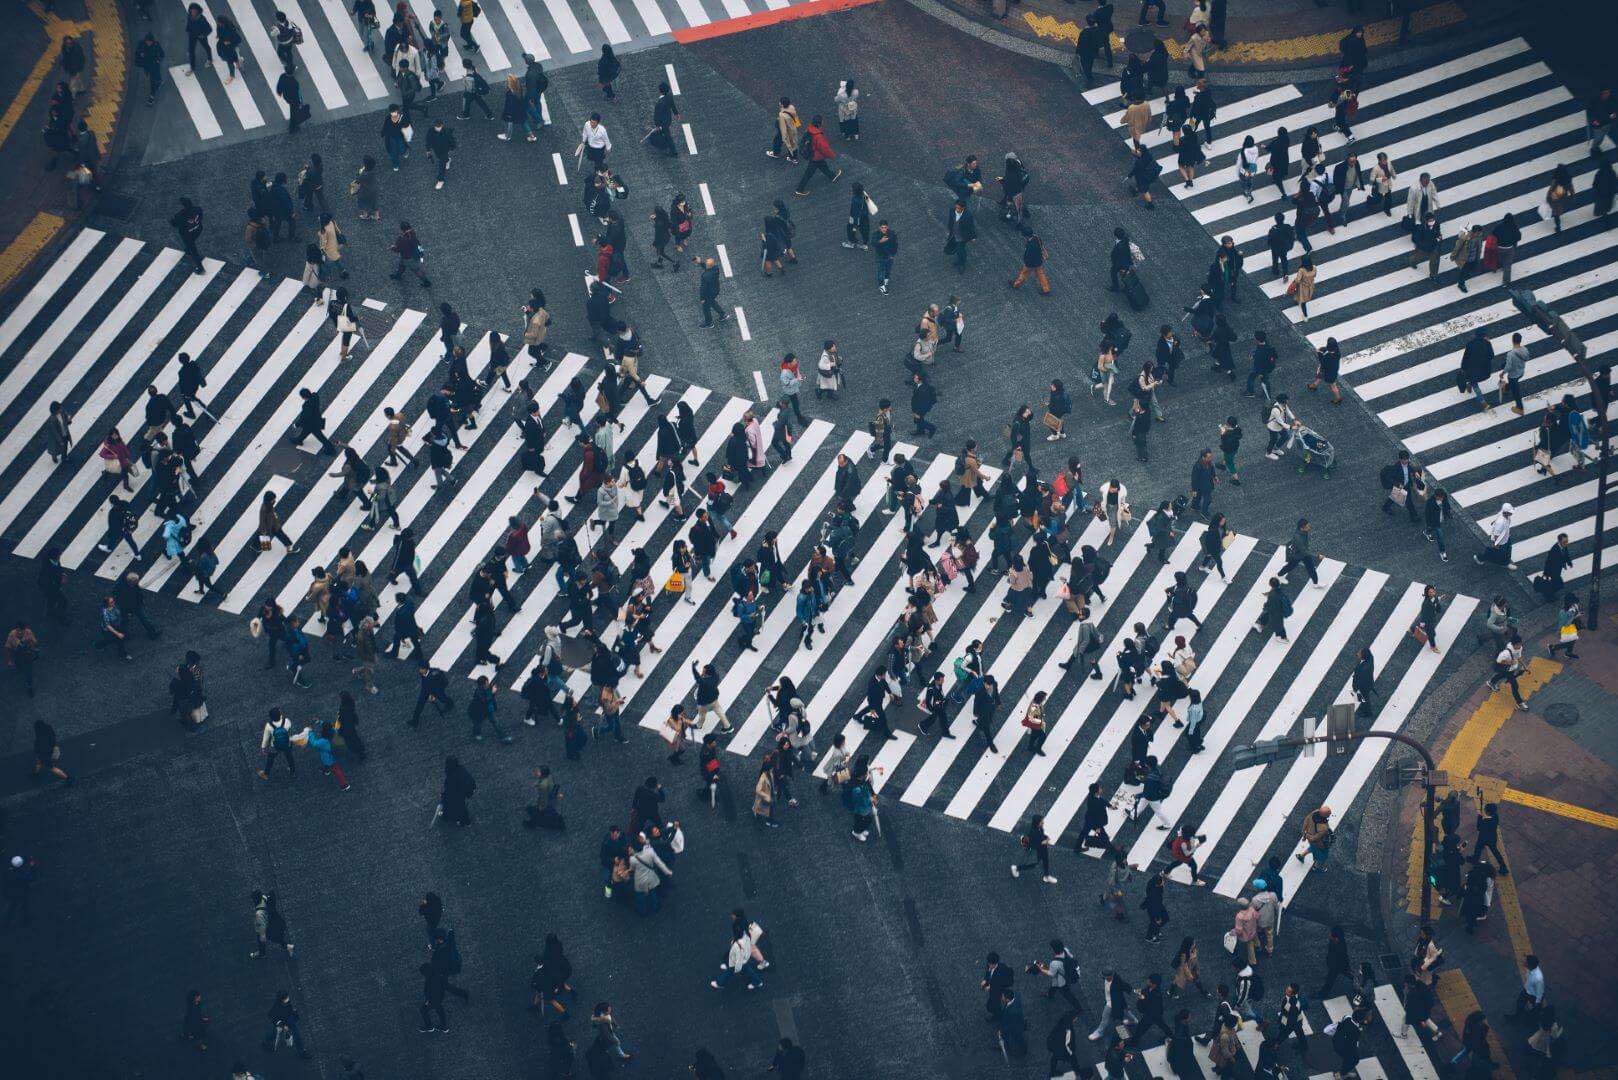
1085;37;1616;585
0;229;1479;903
1133;989;1444;1080
157;0;810;152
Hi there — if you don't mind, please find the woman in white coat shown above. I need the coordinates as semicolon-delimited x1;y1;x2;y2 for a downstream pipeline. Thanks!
709;922;763;990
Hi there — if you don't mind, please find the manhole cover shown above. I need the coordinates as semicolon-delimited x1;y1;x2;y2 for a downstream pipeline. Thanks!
1543;702;1579;728
93;190;139;221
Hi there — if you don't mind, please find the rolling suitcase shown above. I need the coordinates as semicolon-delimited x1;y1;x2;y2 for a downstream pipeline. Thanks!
1122;267;1149;311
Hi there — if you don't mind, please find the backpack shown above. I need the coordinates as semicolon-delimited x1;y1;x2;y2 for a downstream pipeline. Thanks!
472;71;489;96
271;723;291;750
953;655;969;679
441;927;464;973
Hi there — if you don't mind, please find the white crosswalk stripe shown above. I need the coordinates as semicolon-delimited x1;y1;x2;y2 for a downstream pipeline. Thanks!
2;231;1481;906
157;0;826;150
1087;35;1617;586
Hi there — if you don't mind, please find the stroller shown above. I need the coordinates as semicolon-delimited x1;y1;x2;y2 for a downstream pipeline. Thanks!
1286;421;1336;479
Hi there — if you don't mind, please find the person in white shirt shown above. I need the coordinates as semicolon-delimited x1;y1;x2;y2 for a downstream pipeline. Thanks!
1473;502;1516;569
1487;632;1529;710
579;115;611;168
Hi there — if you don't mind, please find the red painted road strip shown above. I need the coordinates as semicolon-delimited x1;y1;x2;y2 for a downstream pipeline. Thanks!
673;0;883;43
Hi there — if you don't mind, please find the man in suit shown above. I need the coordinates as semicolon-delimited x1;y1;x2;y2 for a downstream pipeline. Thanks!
1536;533;1572;597
982;953;1015;1021
1109;228;1134;290
944;197;976;271
1379;450;1423;523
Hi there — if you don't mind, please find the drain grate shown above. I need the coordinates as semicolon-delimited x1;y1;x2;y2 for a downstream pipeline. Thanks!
93;190;140;221
1379;953;1403;974
1542;702;1580;728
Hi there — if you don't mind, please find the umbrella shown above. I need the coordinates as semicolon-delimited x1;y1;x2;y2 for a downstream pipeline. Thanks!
1124;26;1159;57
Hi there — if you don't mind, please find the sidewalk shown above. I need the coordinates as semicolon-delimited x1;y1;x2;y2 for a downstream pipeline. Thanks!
1389;610;1618;1075
934;0;1521;71
0;0;126;296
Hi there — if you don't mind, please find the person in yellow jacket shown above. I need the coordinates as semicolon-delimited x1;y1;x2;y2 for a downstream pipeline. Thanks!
456;0;482;52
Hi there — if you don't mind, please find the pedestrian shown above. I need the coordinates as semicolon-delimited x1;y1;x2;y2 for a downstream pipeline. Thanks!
183;2;213;73
1508;953;1547;1020
1473;502;1516;569
1012;812;1057;882
249;890;295;958
1298;805;1333;872
261;990;310;1057
944;196;976;271
1010;226;1051;293
437;755;476;826
134;32;164;104
389;220;431;287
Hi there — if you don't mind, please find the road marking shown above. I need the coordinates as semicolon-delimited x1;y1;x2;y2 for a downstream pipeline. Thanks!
716;243;732;278
699;182;715;216
552;152;568;185
683;122;697;155
735;306;750;341
171;65;224;139
585;0;632;43
568;213;583;246
539;0;591;54
629;0;672;36
493;0;551;61
673;0;709;27
672;0;881;43
753;370;767;399
314;0;390;99
665;62;681;95
361;297;387;310
1496;781;1618;830
541;94;551;125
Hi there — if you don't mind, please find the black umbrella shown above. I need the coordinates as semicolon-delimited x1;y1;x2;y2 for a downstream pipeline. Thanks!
1124;26;1159;57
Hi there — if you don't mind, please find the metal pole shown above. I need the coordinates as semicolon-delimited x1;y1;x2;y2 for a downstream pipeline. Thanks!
1270;728;1438;923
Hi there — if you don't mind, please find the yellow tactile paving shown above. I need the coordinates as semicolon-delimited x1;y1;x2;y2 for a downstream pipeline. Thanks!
84;0;125;147
0;212;67;295
1023;0;1465;64
1433;967;1516;1080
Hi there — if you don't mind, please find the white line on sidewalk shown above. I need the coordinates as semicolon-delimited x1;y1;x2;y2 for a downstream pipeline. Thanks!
752;370;767;399
683;122;697;155
735;307;750;341
699;182;715;216
665;63;681;95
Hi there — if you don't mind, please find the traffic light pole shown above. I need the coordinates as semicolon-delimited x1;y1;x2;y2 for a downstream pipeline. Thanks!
1241;729;1440;925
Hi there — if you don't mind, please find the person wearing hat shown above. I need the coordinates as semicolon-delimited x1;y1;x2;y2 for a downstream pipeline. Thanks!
1474;504;1516;569
1231;898;1259;966
1299;806;1333;872
1249;879;1280;954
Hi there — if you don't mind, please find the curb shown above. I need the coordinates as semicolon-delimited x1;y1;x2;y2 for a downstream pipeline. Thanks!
0;0;128;306
909;0;1530;87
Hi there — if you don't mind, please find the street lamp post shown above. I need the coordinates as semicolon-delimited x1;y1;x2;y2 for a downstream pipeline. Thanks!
1231;729;1445;925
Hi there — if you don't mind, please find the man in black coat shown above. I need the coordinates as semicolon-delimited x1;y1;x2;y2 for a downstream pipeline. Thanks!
982;953;1015;1020
910;372;938;438
944;198;976;271
1109;228;1134;290
697;257;725;327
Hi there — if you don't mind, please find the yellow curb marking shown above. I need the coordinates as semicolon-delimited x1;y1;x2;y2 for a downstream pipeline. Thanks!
1025;0;1464;65
1432;967;1515;1080
84;0;126;147
0;212;68;295
0;23;77;150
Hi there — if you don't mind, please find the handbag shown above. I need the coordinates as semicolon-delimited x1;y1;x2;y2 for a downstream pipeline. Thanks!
1410;624;1429;645
1042;411;1063;432
1532;447;1552;469
258;535;273;552
664;572;685;594
1222;930;1238;954
1285;277;1299;297
1221;528;1235;550
101;457;121;475
1388;485;1408;507
1559;621;1579;642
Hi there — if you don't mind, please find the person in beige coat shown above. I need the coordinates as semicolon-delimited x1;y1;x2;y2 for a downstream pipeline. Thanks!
771;98;801;163
1123;97;1153;149
522;302;550;365
1185;27;1211;77
1287;255;1316;321
317;216;348;279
